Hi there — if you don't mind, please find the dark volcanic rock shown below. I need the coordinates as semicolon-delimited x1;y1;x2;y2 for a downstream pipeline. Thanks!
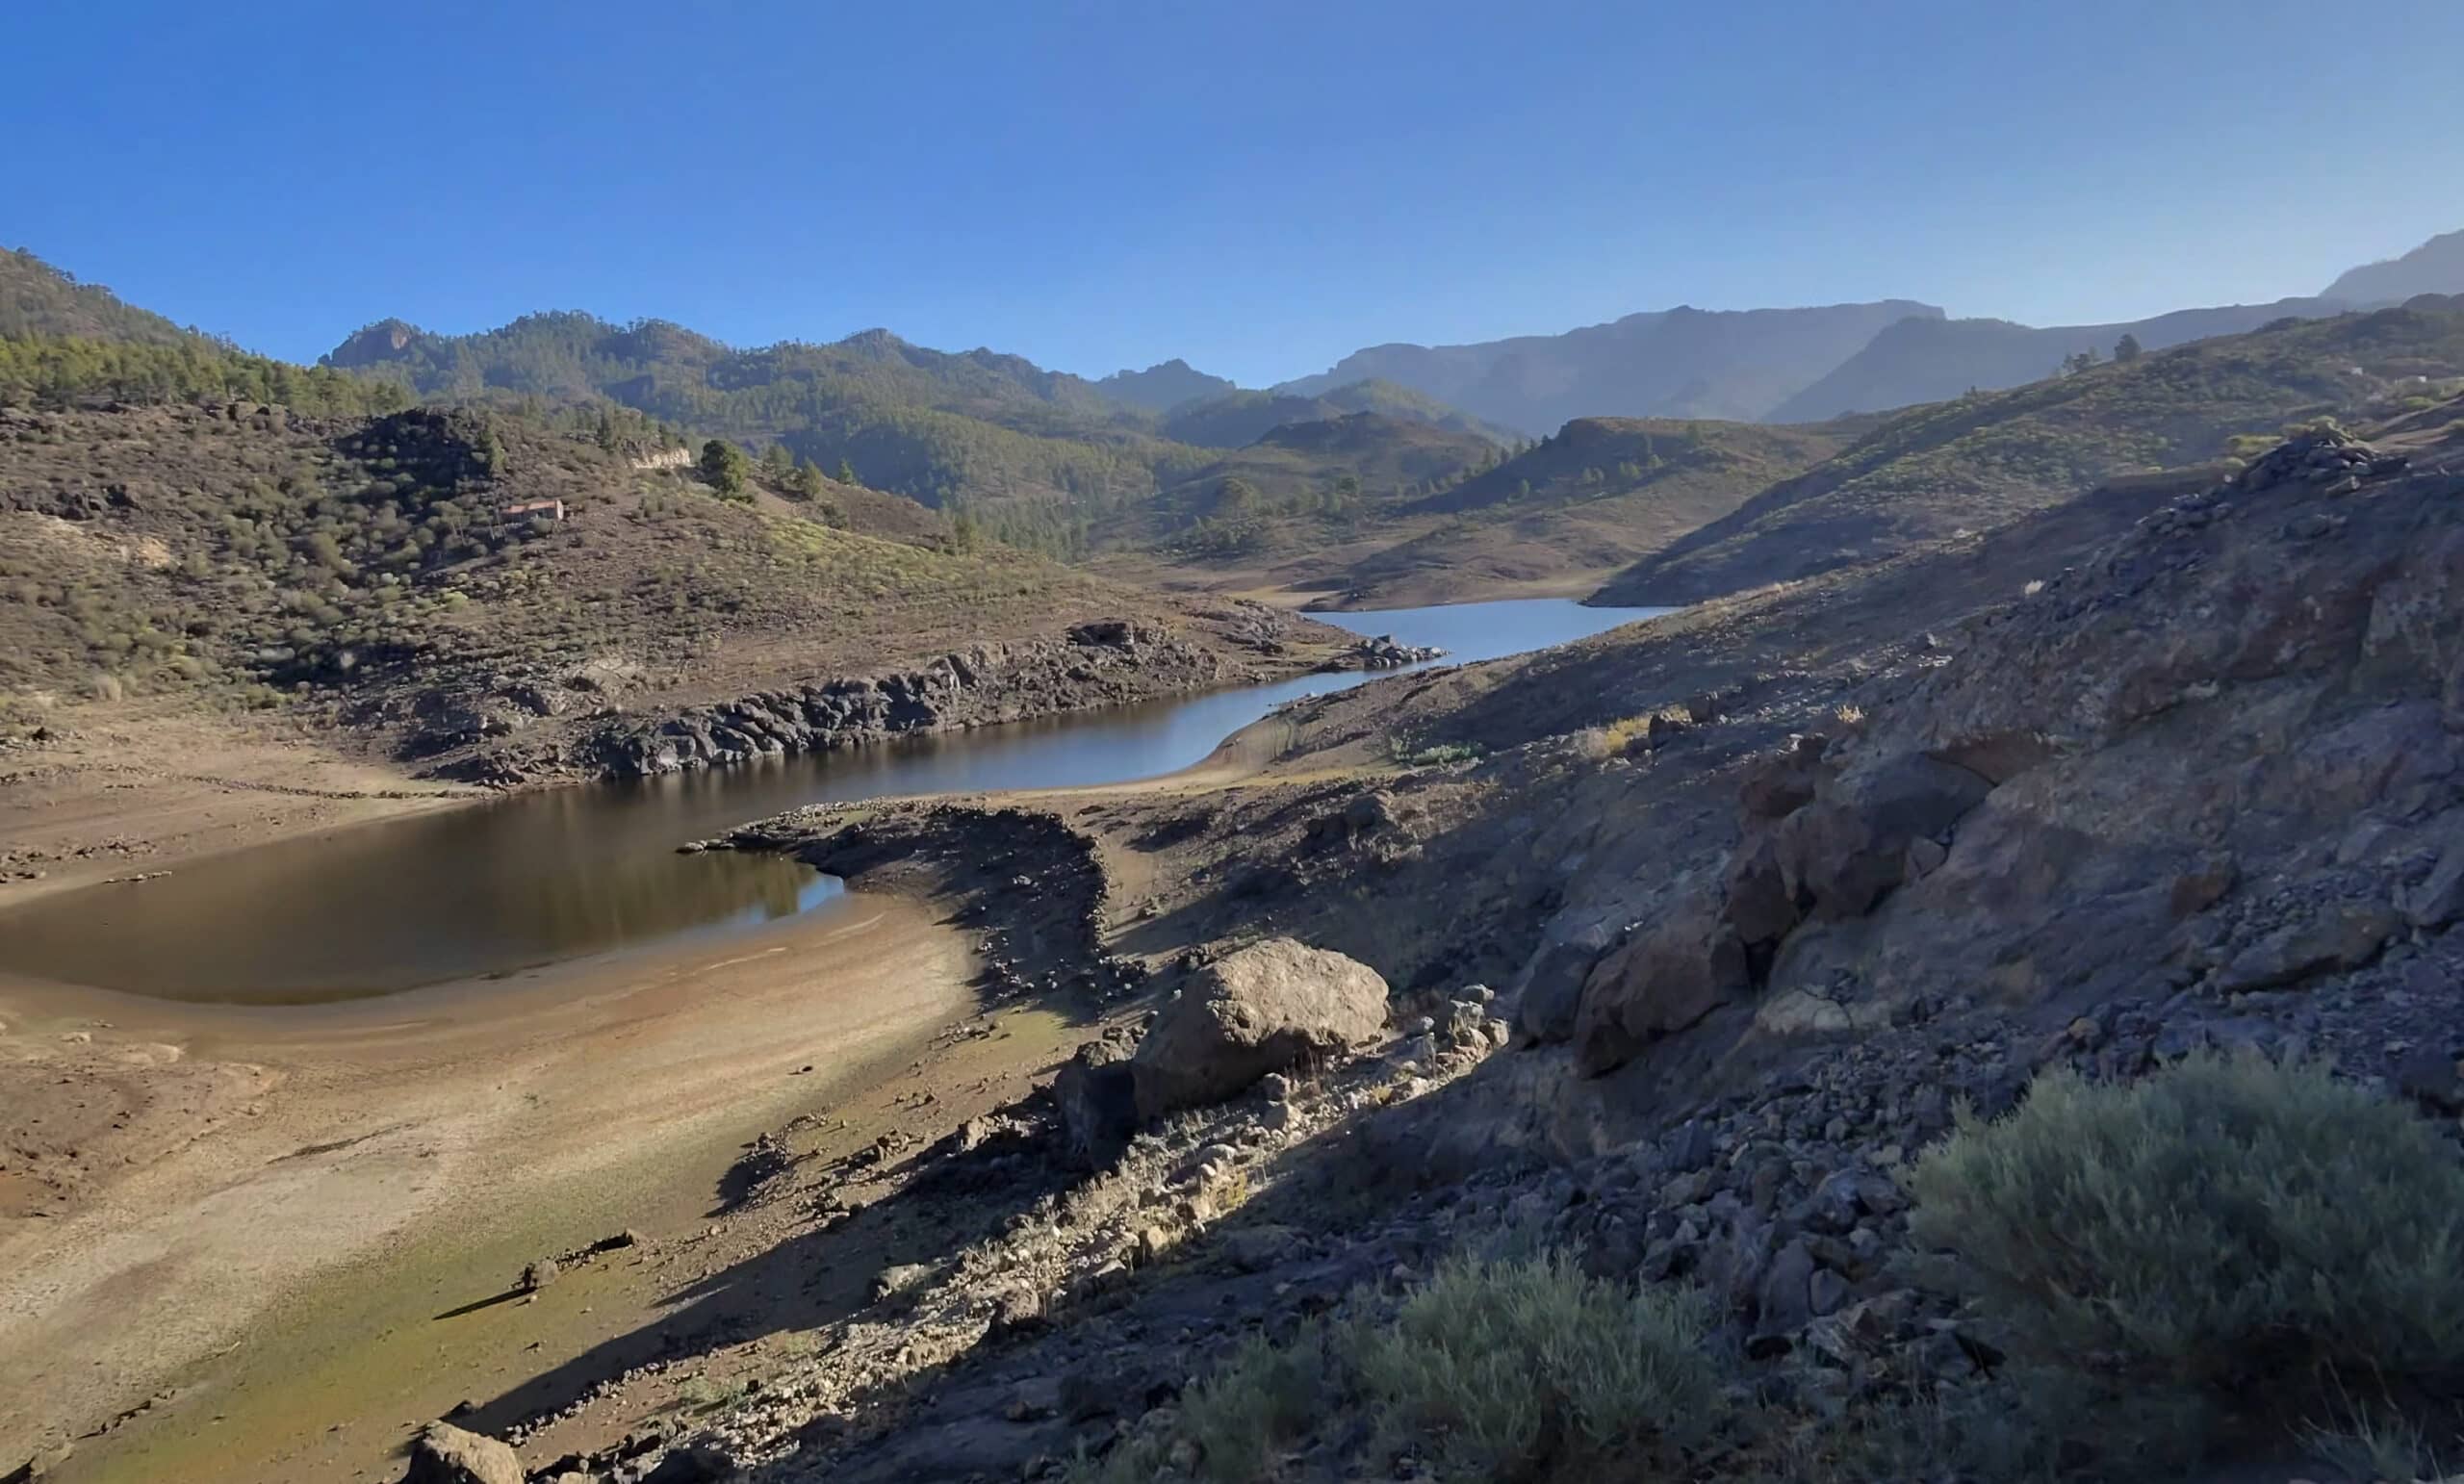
1054;1029;1142;1169
573;625;1243;780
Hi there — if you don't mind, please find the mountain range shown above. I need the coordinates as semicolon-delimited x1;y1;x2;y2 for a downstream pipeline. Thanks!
1275;300;1944;431
11;225;2464;600
302;223;2464;499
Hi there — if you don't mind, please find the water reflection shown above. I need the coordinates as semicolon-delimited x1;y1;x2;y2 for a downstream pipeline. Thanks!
0;600;1664;1003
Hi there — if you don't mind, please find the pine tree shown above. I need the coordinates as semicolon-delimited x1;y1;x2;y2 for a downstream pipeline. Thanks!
701;438;751;499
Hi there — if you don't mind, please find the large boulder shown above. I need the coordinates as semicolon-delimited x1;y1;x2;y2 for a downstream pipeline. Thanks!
401;1422;524;1484
1131;940;1388;1116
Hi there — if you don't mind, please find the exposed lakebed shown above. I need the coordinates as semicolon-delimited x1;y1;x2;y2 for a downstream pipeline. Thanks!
0;600;1665;1002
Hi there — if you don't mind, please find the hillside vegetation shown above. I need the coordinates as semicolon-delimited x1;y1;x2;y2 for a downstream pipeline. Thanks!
2;248;203;346
1091;358;1239;413
321;314;1510;553
1322;415;1857;604
1092;414;1851;607
1599;299;2464;601
0;371;1332;778
1159;379;1516;448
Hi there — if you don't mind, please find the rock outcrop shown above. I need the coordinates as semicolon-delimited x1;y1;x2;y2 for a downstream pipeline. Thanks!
578;624;1235;779
1130;939;1390;1117
1323;634;1445;671
1554;426;2464;1076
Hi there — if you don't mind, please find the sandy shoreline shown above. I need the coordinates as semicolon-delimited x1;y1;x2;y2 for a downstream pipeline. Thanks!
0;886;998;1480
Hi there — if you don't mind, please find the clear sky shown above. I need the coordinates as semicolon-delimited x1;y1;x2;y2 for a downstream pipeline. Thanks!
11;0;2461;386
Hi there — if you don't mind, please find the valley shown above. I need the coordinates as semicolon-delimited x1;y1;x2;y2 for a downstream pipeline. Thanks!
4;204;2464;1484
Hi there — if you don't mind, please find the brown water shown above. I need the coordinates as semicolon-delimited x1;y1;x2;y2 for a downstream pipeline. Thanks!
0;600;1666;1002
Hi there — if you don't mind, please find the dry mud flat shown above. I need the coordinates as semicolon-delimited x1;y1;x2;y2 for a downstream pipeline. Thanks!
0;704;476;906
0;887;1034;1483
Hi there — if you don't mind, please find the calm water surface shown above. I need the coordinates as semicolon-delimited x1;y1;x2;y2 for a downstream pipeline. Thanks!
0;600;1666;1002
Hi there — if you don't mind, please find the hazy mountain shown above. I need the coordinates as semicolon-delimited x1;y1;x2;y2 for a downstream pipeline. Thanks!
1767;229;2464;423
1764;297;2360;423
2324;228;2464;306
1091;358;1239;413
1603;299;2464;602
1161;379;1516;448
2;247;204;346
1277;300;1942;433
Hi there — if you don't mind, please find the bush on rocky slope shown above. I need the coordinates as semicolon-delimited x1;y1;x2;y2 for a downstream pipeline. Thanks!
1909;1053;2464;1457
1357;1250;1724;1481
1070;1250;1723;1484
1073;1324;1340;1484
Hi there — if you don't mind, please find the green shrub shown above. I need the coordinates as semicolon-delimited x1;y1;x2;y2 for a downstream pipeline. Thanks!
1390;737;1487;768
1072;1323;1337;1484
1908;1053;2464;1419
1355;1250;1722;1481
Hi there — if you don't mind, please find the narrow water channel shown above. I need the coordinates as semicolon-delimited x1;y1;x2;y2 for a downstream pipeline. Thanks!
0;600;1666;1002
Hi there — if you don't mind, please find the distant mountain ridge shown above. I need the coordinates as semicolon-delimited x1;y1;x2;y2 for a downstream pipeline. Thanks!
1160;380;1518;448
1091;359;1239;413
1765;296;2354;423
1599;299;2464;602
1277;300;1945;433
2324;228;2464;306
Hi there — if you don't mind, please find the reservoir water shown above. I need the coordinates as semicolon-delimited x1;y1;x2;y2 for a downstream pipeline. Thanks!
0;600;1666;1002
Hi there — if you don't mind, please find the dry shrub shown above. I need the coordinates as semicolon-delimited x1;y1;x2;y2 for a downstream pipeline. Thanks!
1355;1250;1723;1481
1909;1054;2464;1434
1073;1322;1337;1484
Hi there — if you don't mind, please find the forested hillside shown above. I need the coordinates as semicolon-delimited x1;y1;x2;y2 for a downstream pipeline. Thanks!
1091;358;1239;413
1160;379;1516;448
320;313;1512;536
2;248;202;345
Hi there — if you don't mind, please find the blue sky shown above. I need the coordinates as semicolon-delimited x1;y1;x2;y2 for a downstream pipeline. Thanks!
11;0;2461;386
